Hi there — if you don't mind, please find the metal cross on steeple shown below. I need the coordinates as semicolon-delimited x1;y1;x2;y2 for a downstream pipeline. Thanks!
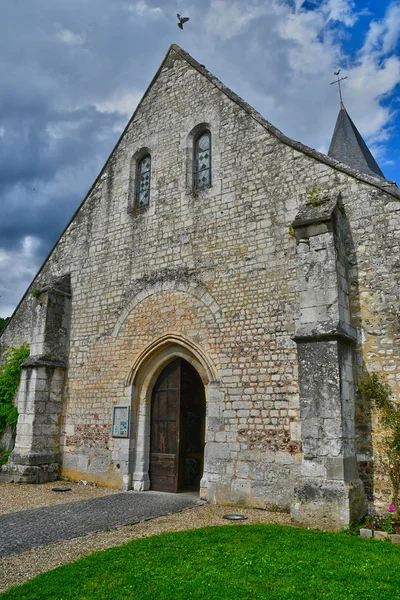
330;69;348;107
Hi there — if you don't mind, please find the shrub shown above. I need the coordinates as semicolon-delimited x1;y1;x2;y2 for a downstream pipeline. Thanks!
365;506;395;534
0;448;11;466
0;344;30;435
359;373;400;518
0;317;10;332
307;186;321;207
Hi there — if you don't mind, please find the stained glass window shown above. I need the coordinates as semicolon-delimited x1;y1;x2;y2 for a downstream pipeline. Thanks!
136;154;151;208
193;131;211;190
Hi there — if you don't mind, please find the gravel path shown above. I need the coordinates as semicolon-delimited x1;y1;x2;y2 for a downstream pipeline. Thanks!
0;504;292;593
0;491;202;556
0;481;118;514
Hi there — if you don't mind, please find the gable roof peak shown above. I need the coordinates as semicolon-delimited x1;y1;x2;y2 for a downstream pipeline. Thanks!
169;43;183;53
169;45;395;189
328;104;386;180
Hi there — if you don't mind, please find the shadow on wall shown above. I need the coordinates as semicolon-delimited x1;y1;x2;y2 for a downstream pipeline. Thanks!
345;212;374;503
0;427;16;463
355;369;374;502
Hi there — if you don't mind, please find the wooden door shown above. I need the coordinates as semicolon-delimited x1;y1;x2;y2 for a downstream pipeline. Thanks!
149;359;181;492
179;361;206;491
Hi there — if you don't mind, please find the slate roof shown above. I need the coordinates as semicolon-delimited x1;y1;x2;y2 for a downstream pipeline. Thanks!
328;104;385;180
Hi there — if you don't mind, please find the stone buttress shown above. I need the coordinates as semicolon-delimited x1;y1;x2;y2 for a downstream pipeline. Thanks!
1;276;71;483
290;194;366;530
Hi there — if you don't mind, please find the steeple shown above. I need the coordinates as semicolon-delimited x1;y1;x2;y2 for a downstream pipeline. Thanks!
328;104;386;180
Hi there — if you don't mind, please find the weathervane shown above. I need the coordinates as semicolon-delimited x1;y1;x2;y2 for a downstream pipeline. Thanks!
330;69;347;106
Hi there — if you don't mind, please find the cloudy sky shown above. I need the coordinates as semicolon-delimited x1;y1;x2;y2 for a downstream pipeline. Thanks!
1;0;399;318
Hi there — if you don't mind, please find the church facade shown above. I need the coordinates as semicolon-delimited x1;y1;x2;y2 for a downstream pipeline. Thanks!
1;45;399;531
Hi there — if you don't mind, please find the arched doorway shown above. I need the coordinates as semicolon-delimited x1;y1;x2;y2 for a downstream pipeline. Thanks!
149;358;206;493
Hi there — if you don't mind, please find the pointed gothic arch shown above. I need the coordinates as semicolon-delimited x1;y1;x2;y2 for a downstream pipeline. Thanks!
127;333;218;387
125;333;220;495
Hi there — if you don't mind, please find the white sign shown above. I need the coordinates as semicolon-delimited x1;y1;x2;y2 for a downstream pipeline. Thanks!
112;406;130;438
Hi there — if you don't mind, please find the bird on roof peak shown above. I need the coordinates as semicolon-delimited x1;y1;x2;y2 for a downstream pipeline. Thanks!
177;14;190;29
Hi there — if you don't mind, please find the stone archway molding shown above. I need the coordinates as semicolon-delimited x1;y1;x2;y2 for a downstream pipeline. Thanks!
127;332;218;387
112;281;223;338
124;332;220;494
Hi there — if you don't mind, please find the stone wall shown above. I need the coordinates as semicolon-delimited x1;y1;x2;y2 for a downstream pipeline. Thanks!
348;191;400;509
1;46;399;518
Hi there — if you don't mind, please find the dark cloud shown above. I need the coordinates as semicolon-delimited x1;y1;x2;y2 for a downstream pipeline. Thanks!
0;1;174;309
0;0;399;317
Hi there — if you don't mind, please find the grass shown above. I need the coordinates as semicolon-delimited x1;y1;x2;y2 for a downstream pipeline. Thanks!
2;524;400;600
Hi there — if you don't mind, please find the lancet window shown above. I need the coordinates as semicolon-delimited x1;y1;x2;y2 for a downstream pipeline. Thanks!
193;131;211;190
136;154;151;208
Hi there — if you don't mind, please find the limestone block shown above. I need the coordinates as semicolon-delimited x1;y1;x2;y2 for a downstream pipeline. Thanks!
374;531;388;541
207;403;222;418
323;418;344;439
292;478;366;531
112;447;130;463
252;480;291;507
65;424;75;436
88;454;111;474
133;478;150;492
206;442;230;459
76;453;89;472
325;456;357;481
236;461;249;478
262;452;276;463
290;421;301;440
18;414;35;426
276;452;292;465
389;534;400;545
205;482;217;503
301;418;322;440
360;528;373;539
13;434;34;448
122;473;132;491
62;453;78;471
231;478;251;498
300;460;327;478
207;417;223;432
207;459;228;475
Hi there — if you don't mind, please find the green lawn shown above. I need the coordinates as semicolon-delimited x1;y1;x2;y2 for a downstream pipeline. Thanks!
2;524;400;600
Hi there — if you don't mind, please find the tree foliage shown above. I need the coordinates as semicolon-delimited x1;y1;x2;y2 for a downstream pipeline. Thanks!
0;317;10;332
0;344;30;435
